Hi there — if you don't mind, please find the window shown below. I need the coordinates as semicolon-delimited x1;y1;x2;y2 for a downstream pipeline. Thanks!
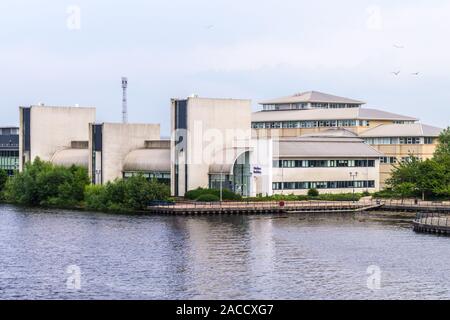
399;137;420;144
424;137;434;144
274;159;376;168
272;180;376;190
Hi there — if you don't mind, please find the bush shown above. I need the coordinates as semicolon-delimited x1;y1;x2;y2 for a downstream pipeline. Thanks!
307;188;319;197
0;169;7;200
84;175;171;212
316;193;361;201
3;158;90;207
196;194;220;202
184;188;242;201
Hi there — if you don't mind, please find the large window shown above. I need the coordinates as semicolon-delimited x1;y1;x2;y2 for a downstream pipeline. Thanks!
0;150;19;171
365;137;426;145
252;119;358;129
272;180;375;190
123;171;171;185
399;137;421;144
273;159;375;168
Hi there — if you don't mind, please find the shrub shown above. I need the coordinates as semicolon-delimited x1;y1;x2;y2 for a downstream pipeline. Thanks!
196;194;220;202
316;193;361;201
84;175;170;212
185;188;242;201
3;158;90;207
307;188;319;197
0;169;7;200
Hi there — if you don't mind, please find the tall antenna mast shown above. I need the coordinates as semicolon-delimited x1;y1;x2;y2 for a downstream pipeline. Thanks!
121;77;128;123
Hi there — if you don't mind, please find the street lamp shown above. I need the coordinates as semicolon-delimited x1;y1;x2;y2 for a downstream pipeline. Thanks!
349;171;358;201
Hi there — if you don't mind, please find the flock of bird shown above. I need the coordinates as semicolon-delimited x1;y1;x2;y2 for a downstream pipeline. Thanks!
391;44;420;77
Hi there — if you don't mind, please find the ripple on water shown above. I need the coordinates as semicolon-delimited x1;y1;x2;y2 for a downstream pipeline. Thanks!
0;205;449;299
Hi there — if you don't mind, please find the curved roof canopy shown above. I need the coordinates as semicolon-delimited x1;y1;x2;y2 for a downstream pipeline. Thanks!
209;147;251;174
51;149;89;168
123;149;170;172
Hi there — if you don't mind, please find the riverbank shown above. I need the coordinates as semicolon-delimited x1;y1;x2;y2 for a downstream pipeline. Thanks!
2;198;450;217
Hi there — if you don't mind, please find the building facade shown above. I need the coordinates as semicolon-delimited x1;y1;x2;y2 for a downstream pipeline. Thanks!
170;96;273;197
272;133;381;195
251;91;442;189
0;127;19;175
19;105;96;171
89;122;165;185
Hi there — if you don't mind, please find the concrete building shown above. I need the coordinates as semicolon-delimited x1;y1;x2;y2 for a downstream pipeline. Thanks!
360;123;442;188
0;127;19;175
252;91;417;137
251;91;443;189
89;122;165;184
272;130;382;195
171;96;273;197
19;105;95;171
19;105;169;186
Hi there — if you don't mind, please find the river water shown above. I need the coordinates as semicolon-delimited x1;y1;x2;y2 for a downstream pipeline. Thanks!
0;204;449;300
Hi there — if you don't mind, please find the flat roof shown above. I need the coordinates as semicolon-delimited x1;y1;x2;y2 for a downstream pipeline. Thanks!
260;91;365;105
252;107;418;122
359;123;443;137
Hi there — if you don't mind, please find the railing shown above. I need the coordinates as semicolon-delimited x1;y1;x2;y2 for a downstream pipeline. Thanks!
149;199;378;211
414;212;450;227
373;199;450;208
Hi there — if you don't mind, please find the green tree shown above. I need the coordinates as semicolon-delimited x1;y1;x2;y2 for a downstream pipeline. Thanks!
3;158;90;207
416;159;445;200
434;127;450;160
393;182;417;203
0;169;7;193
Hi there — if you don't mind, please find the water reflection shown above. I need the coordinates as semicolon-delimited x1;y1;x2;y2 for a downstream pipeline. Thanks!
0;205;449;300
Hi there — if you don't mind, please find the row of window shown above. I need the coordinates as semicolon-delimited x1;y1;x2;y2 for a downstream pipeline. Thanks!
123;171;171;179
263;103;308;111
252;119;366;129
311;103;360;109
380;157;397;164
262;103;361;111
272;180;375;190
0;128;19;135
273;159;375;168
364;137;434;145
0;156;19;170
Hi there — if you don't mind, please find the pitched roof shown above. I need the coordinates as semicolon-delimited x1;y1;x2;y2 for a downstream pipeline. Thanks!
259;91;365;105
359;123;443;137
252;107;418;122
300;128;359;138
274;137;383;158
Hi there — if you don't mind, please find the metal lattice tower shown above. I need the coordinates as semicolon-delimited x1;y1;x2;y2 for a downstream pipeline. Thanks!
121;77;128;123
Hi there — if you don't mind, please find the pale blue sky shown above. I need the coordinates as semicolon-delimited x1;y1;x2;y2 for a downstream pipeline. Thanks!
1;0;449;134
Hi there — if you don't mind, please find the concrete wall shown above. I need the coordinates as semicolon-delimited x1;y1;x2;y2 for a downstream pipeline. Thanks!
272;158;380;195
99;123;161;183
19;105;95;171
171;97;253;196
186;97;252;192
